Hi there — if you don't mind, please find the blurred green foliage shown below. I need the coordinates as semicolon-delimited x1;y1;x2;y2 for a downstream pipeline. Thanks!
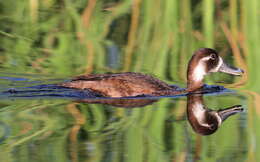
0;0;259;161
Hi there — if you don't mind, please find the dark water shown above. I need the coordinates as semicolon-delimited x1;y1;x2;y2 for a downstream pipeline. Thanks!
0;73;248;162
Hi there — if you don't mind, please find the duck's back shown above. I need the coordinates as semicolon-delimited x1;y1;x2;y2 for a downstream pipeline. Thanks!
59;72;178;97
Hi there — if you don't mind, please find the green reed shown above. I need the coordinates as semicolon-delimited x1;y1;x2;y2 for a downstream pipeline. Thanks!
0;0;259;161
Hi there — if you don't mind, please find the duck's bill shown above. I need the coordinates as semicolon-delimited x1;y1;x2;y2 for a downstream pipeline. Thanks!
218;105;244;121
218;62;244;76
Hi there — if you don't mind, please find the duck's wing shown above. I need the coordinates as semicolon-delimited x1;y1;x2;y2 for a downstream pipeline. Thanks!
68;72;178;91
59;72;180;97
71;72;139;81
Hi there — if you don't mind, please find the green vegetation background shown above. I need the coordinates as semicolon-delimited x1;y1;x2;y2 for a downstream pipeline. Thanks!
0;0;259;162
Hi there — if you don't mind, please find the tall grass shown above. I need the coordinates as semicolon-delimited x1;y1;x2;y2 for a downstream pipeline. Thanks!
0;0;259;161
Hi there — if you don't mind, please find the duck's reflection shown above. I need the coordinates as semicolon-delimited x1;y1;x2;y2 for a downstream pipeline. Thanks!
79;93;243;135
77;97;157;108
187;94;243;135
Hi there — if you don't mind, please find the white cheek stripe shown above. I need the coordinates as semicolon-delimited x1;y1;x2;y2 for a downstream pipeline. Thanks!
192;102;212;127
210;57;223;72
192;61;206;81
215;113;222;126
192;102;206;121
201;55;212;61
217;57;223;70
191;56;224;80
192;103;222;127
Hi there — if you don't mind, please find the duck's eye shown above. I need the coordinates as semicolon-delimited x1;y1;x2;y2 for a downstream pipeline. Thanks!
209;124;216;130
210;54;217;60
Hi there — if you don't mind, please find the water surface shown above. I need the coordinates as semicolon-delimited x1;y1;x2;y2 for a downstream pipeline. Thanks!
0;0;259;161
0;73;249;162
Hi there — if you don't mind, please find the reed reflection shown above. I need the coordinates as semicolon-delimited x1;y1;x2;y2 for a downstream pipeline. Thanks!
187;94;243;135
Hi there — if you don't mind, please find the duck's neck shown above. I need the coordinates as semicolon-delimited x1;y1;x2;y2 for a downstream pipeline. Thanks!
187;95;206;124
187;79;204;92
187;62;206;91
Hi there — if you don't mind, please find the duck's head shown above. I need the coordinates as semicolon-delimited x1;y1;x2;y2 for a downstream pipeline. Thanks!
189;104;243;135
187;48;244;91
187;94;244;135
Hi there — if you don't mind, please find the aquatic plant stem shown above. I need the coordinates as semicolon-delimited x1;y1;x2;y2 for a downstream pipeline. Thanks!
203;0;214;48
66;103;86;162
123;0;142;71
220;22;248;87
81;0;97;74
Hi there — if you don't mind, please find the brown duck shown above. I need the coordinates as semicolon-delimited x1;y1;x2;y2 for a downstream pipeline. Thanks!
59;48;244;97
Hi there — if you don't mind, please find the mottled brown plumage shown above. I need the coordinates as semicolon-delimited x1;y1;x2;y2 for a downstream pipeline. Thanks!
60;72;180;97
59;48;244;97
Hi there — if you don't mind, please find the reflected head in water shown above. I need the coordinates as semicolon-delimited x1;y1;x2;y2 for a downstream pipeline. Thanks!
58;48;244;98
187;94;243;135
